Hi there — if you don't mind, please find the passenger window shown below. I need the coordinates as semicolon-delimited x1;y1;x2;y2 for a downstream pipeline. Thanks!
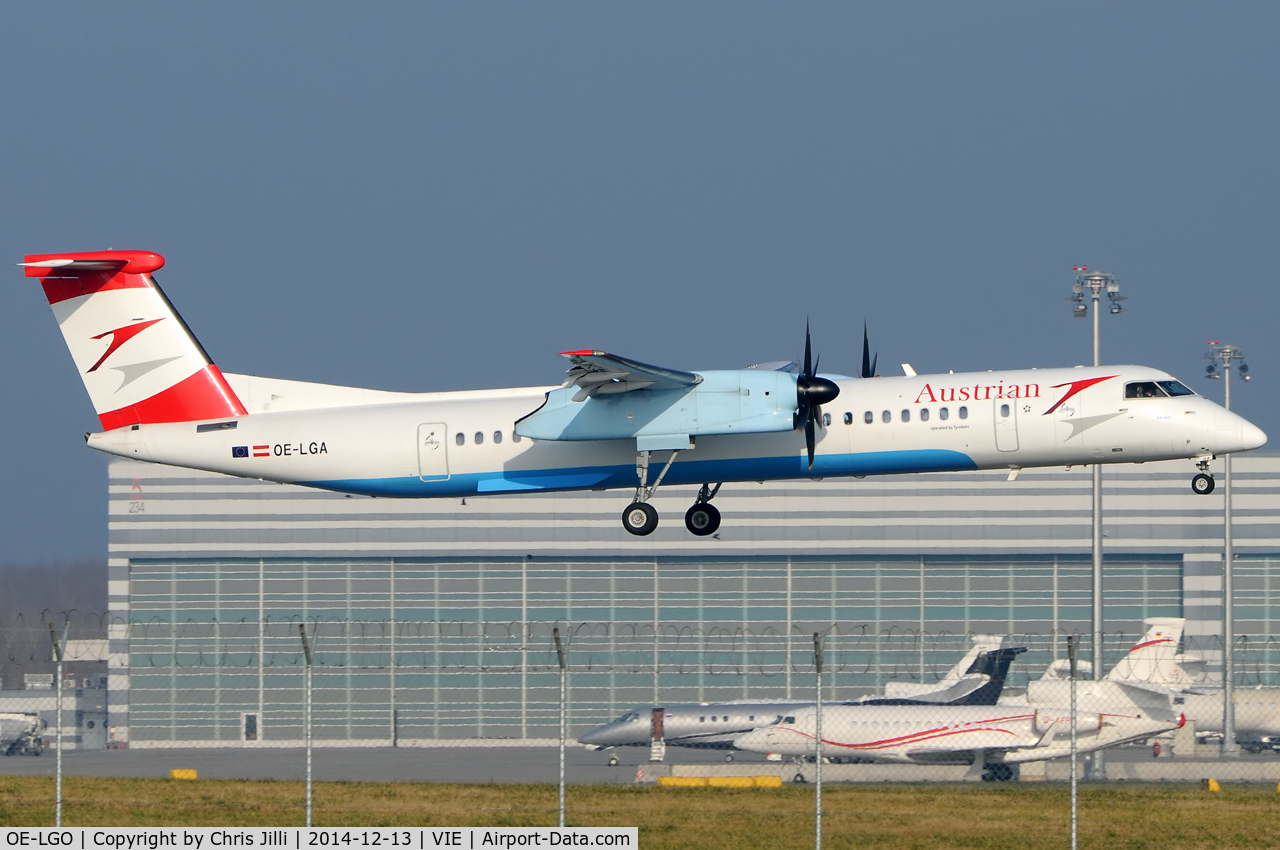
939;407;949;421
882;410;891;423
474;431;484;445
864;411;873;424
1000;404;1010;417
920;408;930;422
822;412;831;427
959;406;968;420
456;433;465;446
844;412;853;425
1125;381;1167;399
493;431;503;444
901;409;910;423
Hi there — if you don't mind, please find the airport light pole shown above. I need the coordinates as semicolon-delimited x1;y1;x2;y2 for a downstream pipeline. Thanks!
1067;268;1125;691
1204;342;1250;757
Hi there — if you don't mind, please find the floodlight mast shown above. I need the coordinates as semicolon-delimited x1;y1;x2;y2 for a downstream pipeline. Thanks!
1068;267;1124;775
1205;342;1250;758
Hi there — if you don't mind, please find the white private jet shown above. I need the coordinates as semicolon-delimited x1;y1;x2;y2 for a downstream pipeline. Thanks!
731;702;1182;781
578;642;1024;761
23;250;1267;536
1019;618;1280;748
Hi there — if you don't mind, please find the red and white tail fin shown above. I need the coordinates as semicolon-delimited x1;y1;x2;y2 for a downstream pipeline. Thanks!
23;250;246;430
1105;617;1198;687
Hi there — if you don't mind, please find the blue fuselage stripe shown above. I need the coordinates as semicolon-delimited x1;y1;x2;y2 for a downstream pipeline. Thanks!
302;449;978;498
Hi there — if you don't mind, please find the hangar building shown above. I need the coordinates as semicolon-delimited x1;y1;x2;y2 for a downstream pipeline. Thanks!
102;452;1280;747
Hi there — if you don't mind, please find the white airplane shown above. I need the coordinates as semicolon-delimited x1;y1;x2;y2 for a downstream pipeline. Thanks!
578;643;1025;759
1022;618;1280;747
23;249;1267;536
731;703;1182;781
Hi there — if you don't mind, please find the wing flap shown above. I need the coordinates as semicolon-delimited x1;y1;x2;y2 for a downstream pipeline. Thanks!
560;350;701;398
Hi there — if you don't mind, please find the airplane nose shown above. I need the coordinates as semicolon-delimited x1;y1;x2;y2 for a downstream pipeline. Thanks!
577;726;611;747
1242;419;1268;451
733;729;769;752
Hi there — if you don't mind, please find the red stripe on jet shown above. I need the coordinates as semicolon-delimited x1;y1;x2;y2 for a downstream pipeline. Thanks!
97;365;248;430
1127;637;1174;653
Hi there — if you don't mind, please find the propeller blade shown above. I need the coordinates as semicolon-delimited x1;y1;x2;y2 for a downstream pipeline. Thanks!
805;416;816;470
803;321;813;380
861;323;879;379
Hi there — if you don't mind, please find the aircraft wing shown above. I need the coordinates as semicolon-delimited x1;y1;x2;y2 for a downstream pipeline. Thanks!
559;350;702;401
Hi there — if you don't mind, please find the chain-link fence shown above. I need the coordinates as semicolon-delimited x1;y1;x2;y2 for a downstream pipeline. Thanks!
4;611;1280;841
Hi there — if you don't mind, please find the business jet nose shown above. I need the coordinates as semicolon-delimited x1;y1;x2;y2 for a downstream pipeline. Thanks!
577;725;614;747
1242;419;1268;451
733;729;770;753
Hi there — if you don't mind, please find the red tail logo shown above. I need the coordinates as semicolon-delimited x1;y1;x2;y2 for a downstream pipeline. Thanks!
87;318;165;373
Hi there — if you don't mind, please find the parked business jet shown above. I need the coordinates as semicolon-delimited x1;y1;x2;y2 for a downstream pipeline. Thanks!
732;703;1182;781
579;644;1025;761
23;250;1267;536
1020;618;1280;747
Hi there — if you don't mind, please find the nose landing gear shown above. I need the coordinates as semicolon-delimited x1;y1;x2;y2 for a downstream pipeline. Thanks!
1192;472;1216;495
1191;457;1216;495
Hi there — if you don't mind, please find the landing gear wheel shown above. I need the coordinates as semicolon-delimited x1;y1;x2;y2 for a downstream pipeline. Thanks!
792;772;806;784
725;753;734;763
608;756;619;766
685;503;721;536
622;502;659;536
1192;473;1216;495
982;763;1015;782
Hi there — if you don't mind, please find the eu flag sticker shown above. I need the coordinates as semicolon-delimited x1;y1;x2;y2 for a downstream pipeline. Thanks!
232;446;249;458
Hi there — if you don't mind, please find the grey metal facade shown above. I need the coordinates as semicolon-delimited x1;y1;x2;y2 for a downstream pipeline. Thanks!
106;453;1280;746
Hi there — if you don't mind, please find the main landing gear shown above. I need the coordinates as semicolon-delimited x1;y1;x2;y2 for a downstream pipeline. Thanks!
621;450;723;537
1192;457;1216;495
684;483;722;537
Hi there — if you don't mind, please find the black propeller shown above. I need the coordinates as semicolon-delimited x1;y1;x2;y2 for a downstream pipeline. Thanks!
861;322;878;379
796;322;840;470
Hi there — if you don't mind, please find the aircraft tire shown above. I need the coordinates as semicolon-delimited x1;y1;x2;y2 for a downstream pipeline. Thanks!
608;756;619;766
1192;473;1216;495
623;503;659;536
684;503;721;536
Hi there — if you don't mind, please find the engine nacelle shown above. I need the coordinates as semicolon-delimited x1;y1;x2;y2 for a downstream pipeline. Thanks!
515;369;799;442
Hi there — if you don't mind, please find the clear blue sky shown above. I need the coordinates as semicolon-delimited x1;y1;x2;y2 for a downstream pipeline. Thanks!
2;3;1277;563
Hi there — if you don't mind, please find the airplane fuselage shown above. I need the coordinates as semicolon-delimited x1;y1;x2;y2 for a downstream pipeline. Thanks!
88;365;1264;500
733;704;1177;765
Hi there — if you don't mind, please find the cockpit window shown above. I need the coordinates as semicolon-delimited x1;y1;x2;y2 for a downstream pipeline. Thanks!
1125;381;1167;399
1157;380;1195;397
